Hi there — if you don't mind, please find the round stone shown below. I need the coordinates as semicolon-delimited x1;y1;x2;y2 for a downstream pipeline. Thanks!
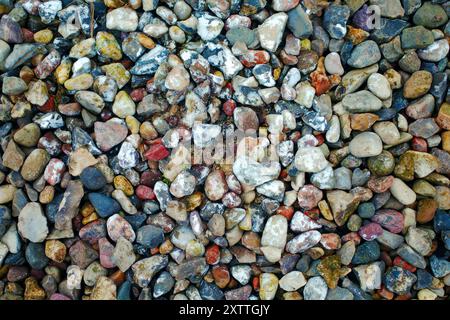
349;132;383;158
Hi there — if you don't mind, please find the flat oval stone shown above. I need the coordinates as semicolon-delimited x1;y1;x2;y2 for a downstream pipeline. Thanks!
347;40;381;68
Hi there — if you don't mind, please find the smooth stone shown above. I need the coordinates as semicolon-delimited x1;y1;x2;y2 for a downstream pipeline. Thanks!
390;178;417;205
347;40;381;68
367;73;392;100
342;90;383;113
349;132;383;158
88;193;121;218
303;276;328;300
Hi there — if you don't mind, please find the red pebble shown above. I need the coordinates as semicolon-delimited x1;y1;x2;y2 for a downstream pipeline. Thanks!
310;70;331;95
320;233;341;250
279;169;290;181
205;244;220;265
279;50;298;65
43;158;66;186
252;276;260;291
289;131;302;143
38;95;55;112
393;256;417;273
371;209;404;234
212;265;231;289
341;232;361;245
298;185;323;210
21;28;34;42
358;222;383;241
130;88;146;102
223;99;236;116
314;134;324;145
136;185;156;200
144;144;170;161
35;50;61;79
411;137;427;152
121;59;133;69
277;206;294;220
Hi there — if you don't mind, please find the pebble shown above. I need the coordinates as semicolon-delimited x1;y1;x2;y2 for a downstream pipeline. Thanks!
303;276;328;300
385;266;417;295
259;273;278;300
294;147;329;173
18;202;48;243
106;8;138;32
349;132;383;158
257;13;287;52
347;40;381;68
324;52;344;76
343;90;383;113
390;178;417;205
403;70;433;99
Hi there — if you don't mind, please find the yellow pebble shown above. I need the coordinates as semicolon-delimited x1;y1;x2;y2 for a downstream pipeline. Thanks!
81;202;96;218
259;273;279;300
239;211;252;231
82;212;99;225
300;39;311;50
140;121;158;140
101;63;131;89
273;68;281;81
185;192;203;211
159;240;174;255
104;0;125;8
39;185;54;204
24;277;46;300
185;239;205;258
54;58;72;85
126;115;141;134
213;70;224;78
137;33;156;49
442;131;450;153
34;29;53;44
113;175;134;196
96;31;122;61
64;73;94;91
318;200;333;221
